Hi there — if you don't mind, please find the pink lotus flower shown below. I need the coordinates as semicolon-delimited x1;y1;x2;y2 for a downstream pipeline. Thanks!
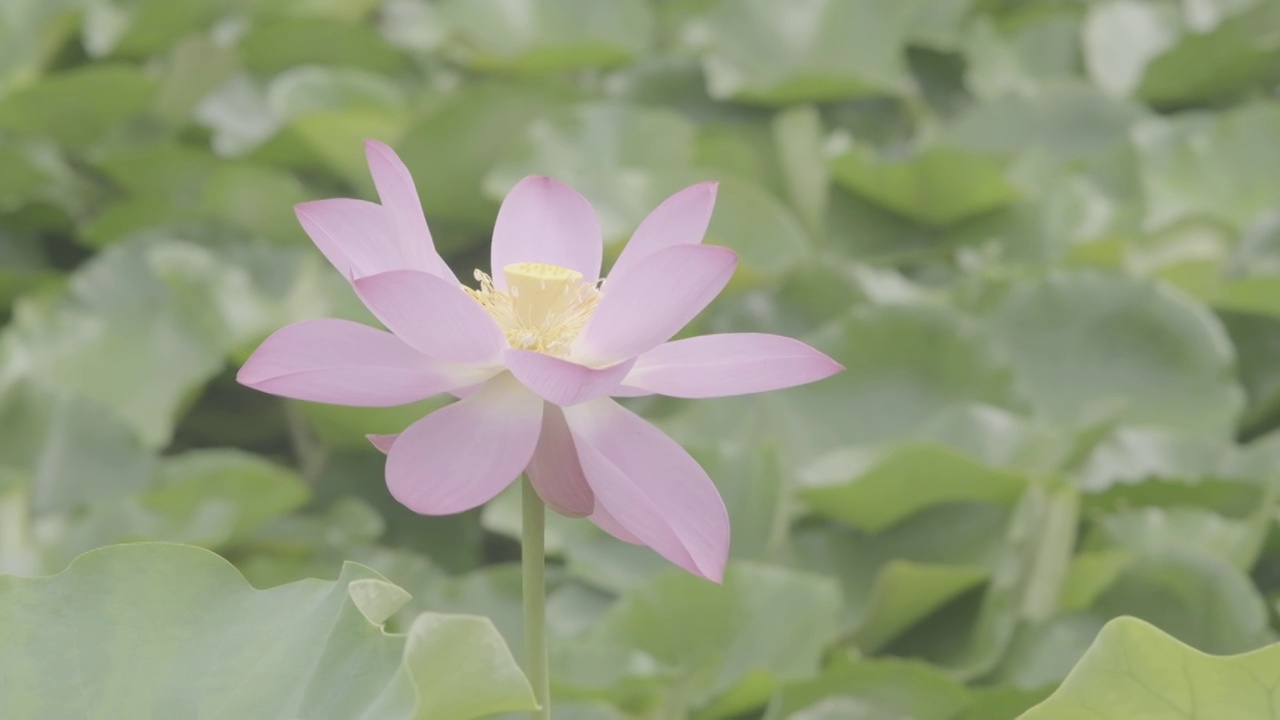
238;140;842;581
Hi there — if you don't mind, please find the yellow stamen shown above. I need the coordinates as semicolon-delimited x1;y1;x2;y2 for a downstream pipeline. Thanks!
464;262;601;357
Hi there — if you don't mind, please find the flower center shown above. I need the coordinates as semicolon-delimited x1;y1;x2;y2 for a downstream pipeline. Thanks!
465;262;601;357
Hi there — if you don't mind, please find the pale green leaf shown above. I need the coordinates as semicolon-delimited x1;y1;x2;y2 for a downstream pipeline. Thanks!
765;657;972;720
830;144;1019;227
438;0;652;72
1018;616;1280;720
0;542;535;719
988;271;1244;435
0;64;156;149
1133;103;1280;233
558;563;840;716
800;442;1027;532
691;0;914;104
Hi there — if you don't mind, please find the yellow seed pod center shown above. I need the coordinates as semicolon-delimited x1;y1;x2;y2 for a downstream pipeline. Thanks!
502;262;584;326
464;262;600;357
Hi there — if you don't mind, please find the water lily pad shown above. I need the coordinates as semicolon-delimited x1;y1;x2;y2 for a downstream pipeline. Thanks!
0;542;535;719
1019;616;1280;719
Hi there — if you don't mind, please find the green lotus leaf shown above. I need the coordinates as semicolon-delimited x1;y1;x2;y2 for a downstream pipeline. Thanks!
0;542;535;719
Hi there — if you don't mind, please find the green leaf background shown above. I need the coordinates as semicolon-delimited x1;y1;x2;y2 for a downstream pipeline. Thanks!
3;0;1280;717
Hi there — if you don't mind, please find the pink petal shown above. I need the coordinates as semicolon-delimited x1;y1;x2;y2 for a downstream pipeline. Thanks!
367;433;398;454
621;333;842;398
295;199;408;280
575;245;738;365
589;503;643;544
490;176;602;288
574;441;700;575
237;319;481;406
525;404;594;517
353;270;507;365
608;182;718;282
503;349;635;406
364;140;456;282
564;398;729;582
386;375;542;515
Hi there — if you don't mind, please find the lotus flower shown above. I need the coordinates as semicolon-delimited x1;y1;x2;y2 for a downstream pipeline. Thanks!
238;140;842;581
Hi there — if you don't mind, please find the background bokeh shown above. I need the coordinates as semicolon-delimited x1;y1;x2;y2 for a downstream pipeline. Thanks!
3;0;1280;717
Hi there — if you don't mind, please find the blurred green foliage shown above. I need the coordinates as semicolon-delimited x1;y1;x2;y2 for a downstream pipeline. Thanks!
3;0;1280;717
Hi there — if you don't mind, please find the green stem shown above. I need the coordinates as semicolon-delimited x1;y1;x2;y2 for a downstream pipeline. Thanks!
522;477;550;719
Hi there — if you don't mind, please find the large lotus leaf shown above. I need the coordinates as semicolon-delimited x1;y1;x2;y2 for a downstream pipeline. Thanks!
790;504;1010;647
239;17;406;75
0;64;156;150
250;0;382;22
0;143;51;211
0;378;154;515
987;271;1243;436
1092;551;1273;655
377;0;447;54
902;0;971;51
1084;0;1280;105
946;85;1147;161
1018;616;1280;719
231;497;442;596
145;450;308;539
0;0;78;95
0;234;58;313
1072;427;1256;515
152;36;239;125
0;239;263;447
1077;427;1238;490
1082;0;1184;99
43;449;310;569
829;143;1018;227
1132;103;1280;233
197;67;406;159
916;405;1070;475
1057;550;1133;613
986;613;1113;690
1084;506;1268;571
1139;1;1280;105
957;686;1053;720
799;442;1028;532
886;486;1079;680
689;0;913;105
304;452;487;577
81;0;230;58
437;0;652;72
765;656;972;720
4;237;355;451
664;303;1022;466
84;143;309;247
556;563;840;717
966;485;1080;671
961;10;1082;100
0;543;535;719
1223;310;1280;431
852;561;988;654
